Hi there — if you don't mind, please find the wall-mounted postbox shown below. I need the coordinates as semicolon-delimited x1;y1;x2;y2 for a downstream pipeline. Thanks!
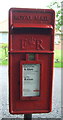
9;8;55;114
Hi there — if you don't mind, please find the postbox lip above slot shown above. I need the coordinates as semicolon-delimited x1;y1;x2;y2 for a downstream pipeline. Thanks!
11;24;53;29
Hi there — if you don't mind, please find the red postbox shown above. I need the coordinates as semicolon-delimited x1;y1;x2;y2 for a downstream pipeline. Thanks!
9;8;55;114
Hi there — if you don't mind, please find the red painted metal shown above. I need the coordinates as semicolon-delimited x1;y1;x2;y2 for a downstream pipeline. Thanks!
9;8;55;114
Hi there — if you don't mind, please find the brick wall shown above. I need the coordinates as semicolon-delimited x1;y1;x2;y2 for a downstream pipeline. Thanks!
54;43;61;50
